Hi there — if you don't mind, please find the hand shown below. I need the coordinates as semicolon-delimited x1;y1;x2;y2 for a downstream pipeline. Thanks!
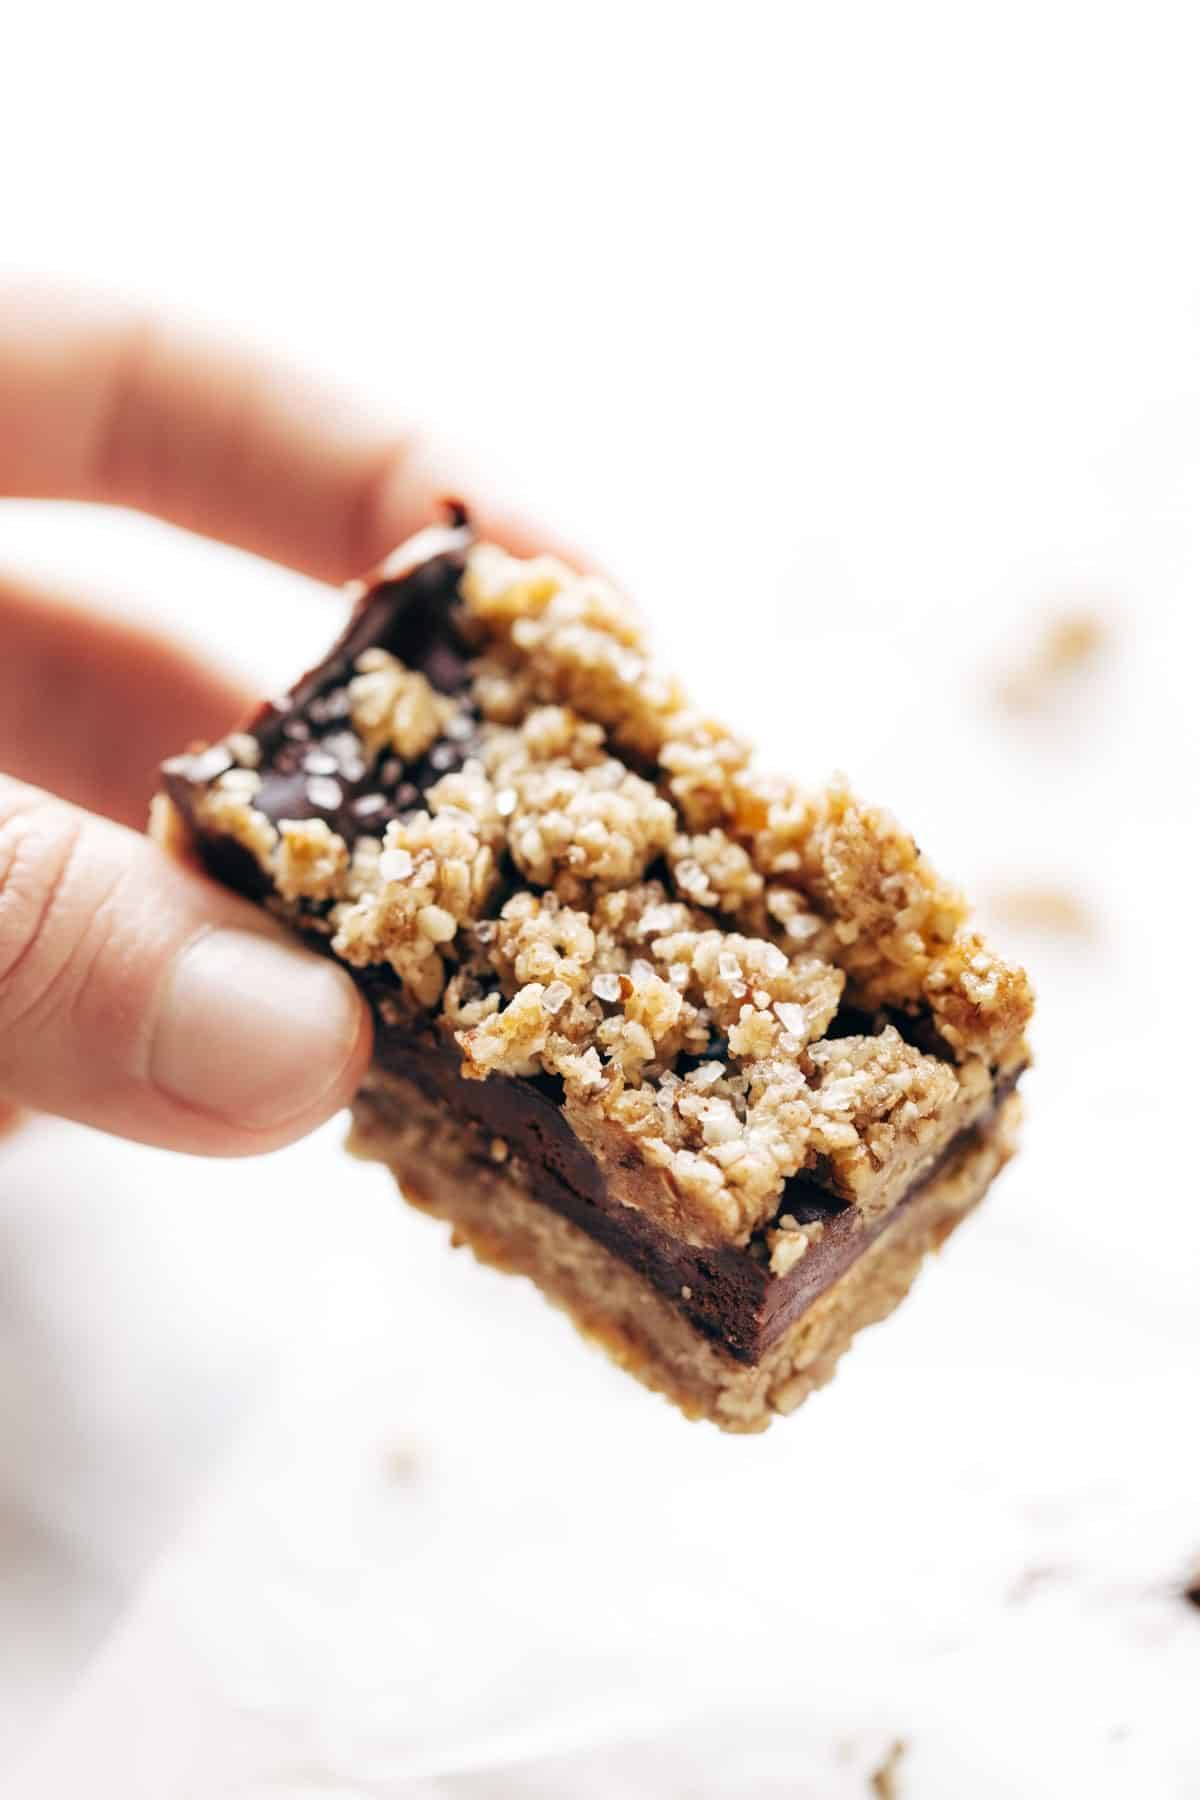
0;285;547;1156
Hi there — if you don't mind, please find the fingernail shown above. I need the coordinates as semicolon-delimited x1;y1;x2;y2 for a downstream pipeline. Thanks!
151;929;365;1130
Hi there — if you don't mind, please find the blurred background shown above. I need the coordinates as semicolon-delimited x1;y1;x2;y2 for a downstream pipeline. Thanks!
2;5;1197;1794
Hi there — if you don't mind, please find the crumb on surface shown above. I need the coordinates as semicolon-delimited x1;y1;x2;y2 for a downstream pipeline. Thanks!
995;607;1110;710
869;1738;908;1799
985;884;1097;937
1007;1563;1068;1605
379;1444;424;1483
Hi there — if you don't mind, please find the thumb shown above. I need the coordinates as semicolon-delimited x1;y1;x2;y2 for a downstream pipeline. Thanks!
0;777;371;1154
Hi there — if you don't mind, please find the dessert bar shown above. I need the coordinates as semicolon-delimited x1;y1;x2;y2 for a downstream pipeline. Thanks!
157;516;1033;1431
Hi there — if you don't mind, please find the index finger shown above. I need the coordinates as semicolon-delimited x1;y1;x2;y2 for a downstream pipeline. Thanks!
0;283;554;584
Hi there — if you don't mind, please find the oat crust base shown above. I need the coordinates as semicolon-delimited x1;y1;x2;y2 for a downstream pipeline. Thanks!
350;1074;1021;1434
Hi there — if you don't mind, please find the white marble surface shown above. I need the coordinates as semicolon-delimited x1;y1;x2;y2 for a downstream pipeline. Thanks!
3;5;1199;1793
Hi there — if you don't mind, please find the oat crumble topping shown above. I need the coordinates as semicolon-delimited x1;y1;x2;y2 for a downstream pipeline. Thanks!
192;767;279;868
275;818;349;902
767;1214;825;1278
177;542;1033;1246
347;650;457;762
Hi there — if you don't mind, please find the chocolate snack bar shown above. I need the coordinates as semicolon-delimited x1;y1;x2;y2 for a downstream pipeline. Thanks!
156;518;1033;1431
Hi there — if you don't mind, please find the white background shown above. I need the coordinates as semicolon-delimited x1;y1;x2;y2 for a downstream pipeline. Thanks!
2;4;1198;1794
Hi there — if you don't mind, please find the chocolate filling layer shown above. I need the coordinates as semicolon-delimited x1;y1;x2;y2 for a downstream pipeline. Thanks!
163;529;477;878
362;1028;1018;1363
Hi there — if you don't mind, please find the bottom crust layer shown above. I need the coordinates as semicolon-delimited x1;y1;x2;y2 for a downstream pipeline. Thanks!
349;1077;1022;1434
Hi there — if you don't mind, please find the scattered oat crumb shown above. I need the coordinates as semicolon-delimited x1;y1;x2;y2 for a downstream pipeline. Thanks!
986;885;1096;937
995;608;1110;710
380;1445;423;1484
869;1737;908;1799
488;1137;510;1163
1007;1563;1066;1604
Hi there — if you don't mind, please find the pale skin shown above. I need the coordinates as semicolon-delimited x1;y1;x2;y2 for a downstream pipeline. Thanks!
0;285;566;1156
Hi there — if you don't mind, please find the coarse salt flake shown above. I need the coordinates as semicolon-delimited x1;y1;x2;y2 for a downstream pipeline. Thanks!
379;849;415;882
305;776;343;810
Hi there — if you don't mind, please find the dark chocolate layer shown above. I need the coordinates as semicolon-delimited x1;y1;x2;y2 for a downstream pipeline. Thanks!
363;1027;1016;1362
164;527;478;863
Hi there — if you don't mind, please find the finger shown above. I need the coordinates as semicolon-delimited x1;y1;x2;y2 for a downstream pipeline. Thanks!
0;776;371;1155
0;570;254;830
0;283;576;584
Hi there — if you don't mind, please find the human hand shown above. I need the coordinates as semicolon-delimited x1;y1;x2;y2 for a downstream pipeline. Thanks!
0;286;548;1155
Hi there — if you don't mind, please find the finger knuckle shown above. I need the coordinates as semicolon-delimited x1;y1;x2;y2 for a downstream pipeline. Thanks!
0;798;90;1026
90;309;166;508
